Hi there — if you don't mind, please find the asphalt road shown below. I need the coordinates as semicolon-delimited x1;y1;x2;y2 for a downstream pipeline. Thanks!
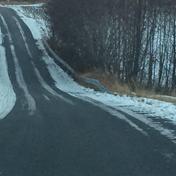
0;7;176;176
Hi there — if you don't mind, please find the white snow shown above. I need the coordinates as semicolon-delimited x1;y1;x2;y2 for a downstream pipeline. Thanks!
9;4;176;142
0;24;16;119
8;3;49;40
32;60;74;105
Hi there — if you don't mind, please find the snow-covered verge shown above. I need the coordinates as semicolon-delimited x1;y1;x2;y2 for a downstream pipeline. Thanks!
6;3;50;40
38;43;176;123
38;40;176;141
0;25;16;119
9;4;176;141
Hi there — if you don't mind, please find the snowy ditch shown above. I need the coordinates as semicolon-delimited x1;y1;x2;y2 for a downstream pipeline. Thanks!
6;4;176;142
0;20;16;119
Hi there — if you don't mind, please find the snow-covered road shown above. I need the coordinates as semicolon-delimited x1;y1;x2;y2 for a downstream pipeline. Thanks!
0;3;176;142
8;4;176;120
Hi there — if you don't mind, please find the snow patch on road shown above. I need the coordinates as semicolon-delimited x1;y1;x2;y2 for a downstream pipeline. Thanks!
0;24;16;120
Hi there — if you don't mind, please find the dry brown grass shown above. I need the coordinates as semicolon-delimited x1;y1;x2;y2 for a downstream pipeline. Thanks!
81;70;176;104
81;70;129;94
149;95;176;104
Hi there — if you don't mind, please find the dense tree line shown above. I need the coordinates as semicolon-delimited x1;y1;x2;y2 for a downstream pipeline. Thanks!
47;0;176;92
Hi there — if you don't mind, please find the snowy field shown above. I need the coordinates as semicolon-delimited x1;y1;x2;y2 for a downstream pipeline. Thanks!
2;4;176;142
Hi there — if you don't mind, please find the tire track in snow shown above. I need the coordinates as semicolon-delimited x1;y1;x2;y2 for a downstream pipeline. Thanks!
77;95;176;143
118;107;176;144
0;15;36;115
0;24;16;119
13;16;74;105
79;95;176;143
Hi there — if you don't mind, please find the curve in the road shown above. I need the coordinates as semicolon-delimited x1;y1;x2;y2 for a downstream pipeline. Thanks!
0;6;176;176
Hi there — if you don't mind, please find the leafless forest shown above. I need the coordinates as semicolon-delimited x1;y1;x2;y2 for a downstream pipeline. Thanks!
47;0;176;93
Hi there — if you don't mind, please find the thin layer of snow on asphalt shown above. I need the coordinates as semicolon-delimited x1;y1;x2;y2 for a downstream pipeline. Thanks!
0;24;16;119
9;4;176;141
